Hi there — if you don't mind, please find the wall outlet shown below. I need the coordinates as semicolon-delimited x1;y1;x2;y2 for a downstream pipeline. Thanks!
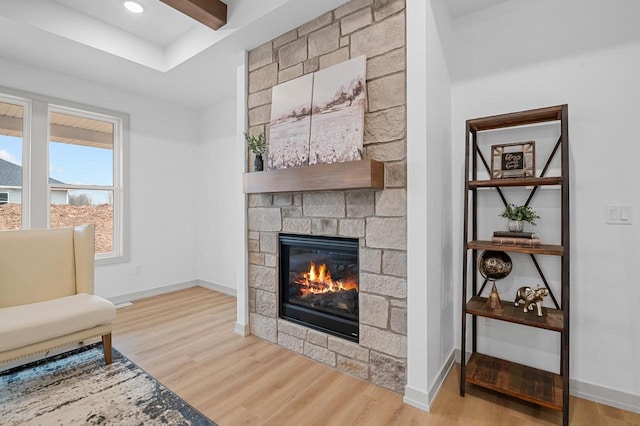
135;265;142;275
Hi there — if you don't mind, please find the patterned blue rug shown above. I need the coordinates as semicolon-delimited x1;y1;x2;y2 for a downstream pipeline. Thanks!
0;343;216;425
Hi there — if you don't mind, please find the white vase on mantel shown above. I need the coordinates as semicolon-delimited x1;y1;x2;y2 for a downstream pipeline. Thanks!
508;220;524;232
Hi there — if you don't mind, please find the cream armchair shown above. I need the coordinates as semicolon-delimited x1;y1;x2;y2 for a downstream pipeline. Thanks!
0;224;116;365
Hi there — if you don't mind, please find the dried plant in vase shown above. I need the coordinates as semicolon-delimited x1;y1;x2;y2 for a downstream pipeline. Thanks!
245;132;266;171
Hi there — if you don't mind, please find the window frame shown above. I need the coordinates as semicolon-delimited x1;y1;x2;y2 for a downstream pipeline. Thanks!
0;192;8;204
0;93;31;229
0;86;129;265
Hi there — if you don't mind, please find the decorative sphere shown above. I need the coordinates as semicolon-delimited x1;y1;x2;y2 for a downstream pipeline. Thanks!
478;250;512;280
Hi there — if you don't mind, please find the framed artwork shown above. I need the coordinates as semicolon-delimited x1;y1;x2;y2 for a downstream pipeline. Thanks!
309;56;366;166
266;55;367;170
268;73;314;170
491;141;535;178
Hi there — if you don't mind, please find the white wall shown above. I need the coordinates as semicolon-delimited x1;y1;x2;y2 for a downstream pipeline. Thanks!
0;57;200;299
424;0;454;402
405;0;454;411
447;3;640;408
447;0;640;83
405;0;430;409
196;97;239;293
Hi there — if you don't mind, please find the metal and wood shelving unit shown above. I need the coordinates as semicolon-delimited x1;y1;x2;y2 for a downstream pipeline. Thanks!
459;105;570;425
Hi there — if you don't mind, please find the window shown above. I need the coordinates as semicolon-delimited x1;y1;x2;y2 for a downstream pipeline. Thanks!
0;89;128;263
0;98;25;229
48;107;119;256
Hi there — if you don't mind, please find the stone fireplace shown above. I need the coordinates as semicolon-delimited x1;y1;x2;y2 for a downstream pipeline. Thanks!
246;0;407;393
247;189;407;393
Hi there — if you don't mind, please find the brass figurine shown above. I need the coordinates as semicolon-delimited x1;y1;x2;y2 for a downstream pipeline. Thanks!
514;286;548;317
478;250;512;310
487;282;502;310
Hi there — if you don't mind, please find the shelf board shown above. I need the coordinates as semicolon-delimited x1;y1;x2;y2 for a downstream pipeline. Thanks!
467;240;564;256
466;296;564;332
466;353;563;411
243;159;384;193
468;176;562;188
468;105;564;131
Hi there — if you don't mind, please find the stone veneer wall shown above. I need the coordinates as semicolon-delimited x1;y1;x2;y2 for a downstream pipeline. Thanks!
246;0;407;393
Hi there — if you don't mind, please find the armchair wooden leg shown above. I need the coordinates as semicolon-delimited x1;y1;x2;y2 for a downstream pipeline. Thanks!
102;333;113;365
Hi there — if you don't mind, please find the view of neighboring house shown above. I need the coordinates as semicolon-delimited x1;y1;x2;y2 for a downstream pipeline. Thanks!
0;158;68;204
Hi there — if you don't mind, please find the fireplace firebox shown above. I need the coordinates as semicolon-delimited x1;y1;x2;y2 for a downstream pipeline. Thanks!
279;234;359;342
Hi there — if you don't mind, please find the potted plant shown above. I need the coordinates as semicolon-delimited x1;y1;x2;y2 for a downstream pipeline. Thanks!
245;132;266;171
499;204;540;232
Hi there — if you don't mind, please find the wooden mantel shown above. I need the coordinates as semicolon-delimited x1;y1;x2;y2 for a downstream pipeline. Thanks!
243;159;384;193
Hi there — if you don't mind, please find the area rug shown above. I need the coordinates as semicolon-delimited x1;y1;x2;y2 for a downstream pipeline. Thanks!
0;343;216;425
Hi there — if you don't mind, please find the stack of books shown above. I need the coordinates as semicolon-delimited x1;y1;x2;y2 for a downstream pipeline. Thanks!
492;231;541;246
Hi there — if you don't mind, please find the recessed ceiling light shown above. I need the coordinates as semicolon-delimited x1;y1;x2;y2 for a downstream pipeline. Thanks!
124;1;144;14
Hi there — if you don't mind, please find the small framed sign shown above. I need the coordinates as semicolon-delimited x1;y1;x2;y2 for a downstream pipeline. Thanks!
491;141;535;178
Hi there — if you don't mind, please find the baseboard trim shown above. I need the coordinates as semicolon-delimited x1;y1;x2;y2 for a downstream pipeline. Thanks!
454;349;639;414
108;280;200;305
234;322;250;337
571;379;640;414
107;280;237;305
197;280;237;297
428;349;456;405
403;351;455;412
403;386;430;412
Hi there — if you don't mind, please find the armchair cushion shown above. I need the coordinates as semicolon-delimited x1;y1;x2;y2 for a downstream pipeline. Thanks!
0;293;115;352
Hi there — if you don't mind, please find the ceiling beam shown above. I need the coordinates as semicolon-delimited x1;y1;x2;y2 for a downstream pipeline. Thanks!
160;0;227;30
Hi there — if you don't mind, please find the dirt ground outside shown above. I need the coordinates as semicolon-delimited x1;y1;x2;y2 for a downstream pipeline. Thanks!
0;203;113;254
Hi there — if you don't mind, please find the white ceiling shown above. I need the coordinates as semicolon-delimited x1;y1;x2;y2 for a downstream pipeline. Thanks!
51;0;198;46
0;0;520;109
445;0;509;19
0;0;360;108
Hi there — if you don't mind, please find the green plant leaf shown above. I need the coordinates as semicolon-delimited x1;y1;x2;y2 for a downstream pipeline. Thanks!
499;204;540;225
245;132;267;156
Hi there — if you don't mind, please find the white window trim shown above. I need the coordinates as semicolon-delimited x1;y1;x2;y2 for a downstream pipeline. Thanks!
0;86;129;265
48;104;125;262
0;92;31;228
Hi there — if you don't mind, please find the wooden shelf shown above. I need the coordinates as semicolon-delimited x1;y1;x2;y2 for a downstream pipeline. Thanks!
467;240;564;256
467;105;564;132
465;353;563;411
243;159;384;194
462;105;570;425
466;296;564;332
468;176;562;188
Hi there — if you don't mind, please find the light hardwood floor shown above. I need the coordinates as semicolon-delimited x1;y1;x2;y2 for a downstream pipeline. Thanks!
112;287;640;425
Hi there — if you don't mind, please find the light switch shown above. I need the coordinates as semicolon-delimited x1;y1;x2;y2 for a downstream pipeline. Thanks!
620;206;629;221
607;204;633;225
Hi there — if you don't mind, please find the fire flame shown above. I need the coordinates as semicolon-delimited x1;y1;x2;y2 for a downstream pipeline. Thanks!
294;261;358;295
